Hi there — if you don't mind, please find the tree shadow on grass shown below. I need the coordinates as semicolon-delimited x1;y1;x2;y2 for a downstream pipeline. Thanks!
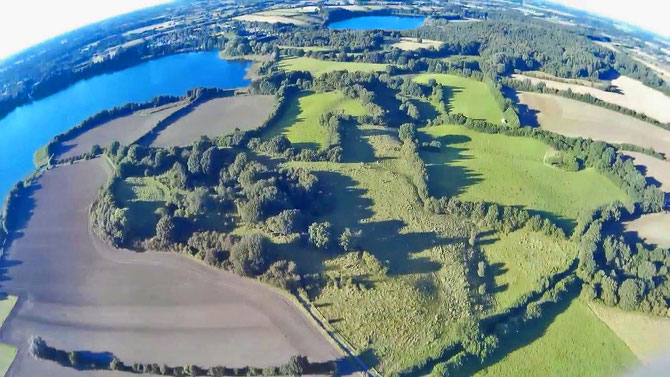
455;286;580;377
441;85;464;115
342;120;376;163
419;133;483;198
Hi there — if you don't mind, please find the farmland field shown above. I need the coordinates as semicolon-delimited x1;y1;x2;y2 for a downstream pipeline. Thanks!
469;300;638;377
279;57;388;76
513;74;670;123
390;37;443;51
421;124;628;231
480;228;575;312
150;95;275;147
519;92;670;157
624;212;670;248
266;91;368;149
0;159;345;377
622;151;670;191
413;73;504;124
56;102;187;160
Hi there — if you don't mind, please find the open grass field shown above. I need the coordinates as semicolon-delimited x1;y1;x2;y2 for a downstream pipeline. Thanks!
0;296;18;377
0;159;345;377
278;124;476;375
513;74;670;123
267;91;369;149
233;13;309;26
479;228;575;312
150;95;275;148
468;299;638;377
622;151;670;191
413;73;504;124
56;102;187;160
390;37;443;51
421;124;628;231
279;57;388;77
588;302;670;363
519;92;670;157
624;212;670;248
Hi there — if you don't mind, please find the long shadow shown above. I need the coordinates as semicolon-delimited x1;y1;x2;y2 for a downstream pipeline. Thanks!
419;133;483;198
408;98;439;126
502;85;539;127
341;121;376;163
441;85;464;114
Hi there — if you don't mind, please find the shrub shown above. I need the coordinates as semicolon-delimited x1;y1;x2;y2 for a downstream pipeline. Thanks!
308;222;333;249
230;233;268;276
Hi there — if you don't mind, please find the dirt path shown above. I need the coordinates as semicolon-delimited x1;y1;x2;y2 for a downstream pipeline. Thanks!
0;158;350;376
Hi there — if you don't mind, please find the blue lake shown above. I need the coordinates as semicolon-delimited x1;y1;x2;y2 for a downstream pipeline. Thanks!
328;15;425;30
0;51;250;200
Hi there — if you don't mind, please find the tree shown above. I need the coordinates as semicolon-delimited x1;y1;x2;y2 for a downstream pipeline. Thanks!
266;209;301;235
230;233;268;276
339;228;362;251
600;275;619;306
168;162;189;190
618;278;644;311
308;222;332;249
156;215;176;244
281;355;309;376
398;123;417;142
185;187;212;216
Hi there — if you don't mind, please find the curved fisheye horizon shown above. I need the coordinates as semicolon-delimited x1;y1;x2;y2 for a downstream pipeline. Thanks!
0;1;669;377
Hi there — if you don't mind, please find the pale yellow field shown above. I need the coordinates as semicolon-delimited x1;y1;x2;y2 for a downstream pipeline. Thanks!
588;302;670;363
514;74;670;123
390;37;443;51
624;212;670;248
233;14;308;26
519;92;670;156
622;152;670;191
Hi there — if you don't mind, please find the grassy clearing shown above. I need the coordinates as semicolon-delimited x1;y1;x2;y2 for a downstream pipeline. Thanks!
391;37;443;51
468;299;638;377
588;302;670;363
113;176;177;238
32;144;50;168
274;124;476;375
267;91;369;149
421;124;629;231
479;228;575;312
0;295;18;377
413;73;504;124
279;57;388;76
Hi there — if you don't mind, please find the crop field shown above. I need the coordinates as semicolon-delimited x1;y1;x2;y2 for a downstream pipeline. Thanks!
57;102;187;160
421;124;628;231
513;74;670;123
518;92;670;157
390;37;443;51
281;125;476;375
588;302;670;363
267;91;369;149
279;57;388;76
0;159;343;377
479;228;575;312
413;73;504;124
151;95;275;148
624;212;670;248
468;300;638;377
233;13;309;26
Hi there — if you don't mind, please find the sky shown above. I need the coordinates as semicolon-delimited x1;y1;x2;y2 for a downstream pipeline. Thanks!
0;0;171;60
548;0;670;38
0;0;668;60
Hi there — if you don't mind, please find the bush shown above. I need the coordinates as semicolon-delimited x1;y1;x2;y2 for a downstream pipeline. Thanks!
308;222;333;249
230;233;268;276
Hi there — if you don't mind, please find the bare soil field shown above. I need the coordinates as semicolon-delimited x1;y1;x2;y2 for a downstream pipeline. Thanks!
390;37;442;51
588;302;670;363
513;74;670;123
0;159;345;377
622;151;670;191
57;102;187;160
151;95;275;148
518;92;670;156
623;212;670;248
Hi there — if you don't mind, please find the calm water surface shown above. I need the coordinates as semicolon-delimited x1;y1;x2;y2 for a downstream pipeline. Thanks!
328;15;426;30
0;51;250;200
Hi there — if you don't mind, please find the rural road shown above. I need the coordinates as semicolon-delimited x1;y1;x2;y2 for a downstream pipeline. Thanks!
0;158;362;376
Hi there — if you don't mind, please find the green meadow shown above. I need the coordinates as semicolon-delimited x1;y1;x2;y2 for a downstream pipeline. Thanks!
421;124;628;231
279;57;388;76
414;73;504;124
268;91;369;149
0;296;18;377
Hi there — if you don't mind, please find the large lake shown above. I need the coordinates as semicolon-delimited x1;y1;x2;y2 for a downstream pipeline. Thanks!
328;15;425;30
0;51;250;200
